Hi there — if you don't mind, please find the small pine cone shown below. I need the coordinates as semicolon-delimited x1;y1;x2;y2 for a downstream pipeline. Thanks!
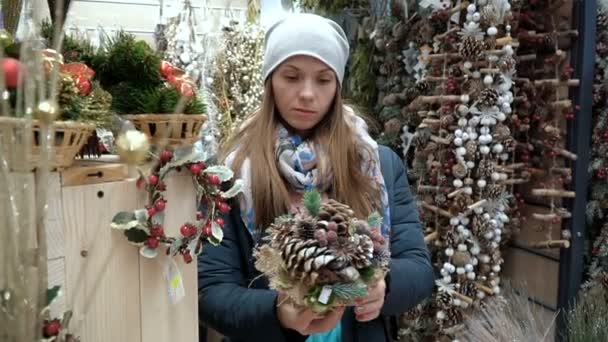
445;307;464;326
466;140;478;158
321;199;355;219
486;184;506;200
478;88;500;107
459;37;485;60
435;193;448;207
477;159;495;178
452;162;468;179
442;230;459;246
481;6;500;26
472;216;492;236
452;194;472;214
499;56;517;73
347;235;374;269
460;281;477;298
494;124;511;139
440;114;455;127
436;291;452;309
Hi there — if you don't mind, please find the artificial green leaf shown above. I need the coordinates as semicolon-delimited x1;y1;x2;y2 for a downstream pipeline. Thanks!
331;282;368;301
169;237;183;255
221;179;244;198
204;165;234;182
124;227;149;243
112;211;135;224
110;219;140;230
139;245;159;258
151;212;165;226
209;222;223;245
367;212;382;228
134;209;149;223
187;235;200;255
46;286;61;306
304;190;321;216
359;266;376;283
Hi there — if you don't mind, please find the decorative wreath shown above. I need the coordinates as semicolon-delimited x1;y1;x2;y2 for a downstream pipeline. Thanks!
111;146;242;263
254;191;390;313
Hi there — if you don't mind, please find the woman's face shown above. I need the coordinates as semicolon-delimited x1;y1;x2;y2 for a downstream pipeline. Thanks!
271;55;338;136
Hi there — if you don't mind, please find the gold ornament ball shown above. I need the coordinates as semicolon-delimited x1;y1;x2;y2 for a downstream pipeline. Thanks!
35;100;59;124
115;130;151;165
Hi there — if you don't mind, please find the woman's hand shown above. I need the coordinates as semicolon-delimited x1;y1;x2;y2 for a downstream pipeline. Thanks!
354;279;386;322
276;292;345;335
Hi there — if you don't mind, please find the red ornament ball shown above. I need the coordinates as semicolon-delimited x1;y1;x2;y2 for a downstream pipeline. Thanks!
148;174;159;186
207;174;221;185
150;225;164;238
2;57;23;89
160;150;173;163
218;203;231;214
183;251;193;263
146;237;159;249
181;224;194;237
154;199;166;212
42;319;61;337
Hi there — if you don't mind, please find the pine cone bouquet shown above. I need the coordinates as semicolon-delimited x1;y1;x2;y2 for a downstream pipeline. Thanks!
254;191;390;313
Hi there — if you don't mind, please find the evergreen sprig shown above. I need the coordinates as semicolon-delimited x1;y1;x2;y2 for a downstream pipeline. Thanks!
304;190;321;216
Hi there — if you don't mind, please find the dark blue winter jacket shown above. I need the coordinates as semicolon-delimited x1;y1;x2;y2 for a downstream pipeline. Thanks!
198;146;434;342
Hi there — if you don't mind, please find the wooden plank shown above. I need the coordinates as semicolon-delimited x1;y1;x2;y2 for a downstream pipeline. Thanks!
47;257;66;319
46;219;65;260
502;247;560;308
61;161;128;187
139;172;198;342
63;180;141;341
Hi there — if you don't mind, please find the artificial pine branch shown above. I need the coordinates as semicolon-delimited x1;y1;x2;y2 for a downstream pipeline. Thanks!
304;191;321;216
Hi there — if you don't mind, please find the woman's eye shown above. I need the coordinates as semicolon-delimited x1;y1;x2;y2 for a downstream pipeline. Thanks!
284;74;298;81
318;79;331;84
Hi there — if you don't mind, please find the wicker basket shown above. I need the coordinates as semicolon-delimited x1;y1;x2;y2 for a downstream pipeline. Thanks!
0;117;95;171
123;114;206;148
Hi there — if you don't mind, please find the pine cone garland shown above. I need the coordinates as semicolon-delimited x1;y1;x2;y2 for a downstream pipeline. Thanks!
459;37;485;60
486;184;506;200
472;216;492;236
478;88;500;107
481;6;500;26
499;56;517;72
461;281;477;298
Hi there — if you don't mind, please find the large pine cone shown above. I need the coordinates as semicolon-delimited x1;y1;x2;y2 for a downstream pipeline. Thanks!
459;37;485;60
338;234;374;269
478;88;500;107
280;238;335;285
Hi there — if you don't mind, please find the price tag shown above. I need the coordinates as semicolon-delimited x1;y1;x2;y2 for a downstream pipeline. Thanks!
318;286;333;305
164;258;185;304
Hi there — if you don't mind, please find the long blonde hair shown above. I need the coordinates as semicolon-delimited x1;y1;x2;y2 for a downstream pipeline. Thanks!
220;81;382;228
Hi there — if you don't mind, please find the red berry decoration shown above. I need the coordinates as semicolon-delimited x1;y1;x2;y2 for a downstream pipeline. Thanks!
208;174;221;185
148;174;159;186
154;199;166;212
156;181;167;191
160;150;173;163
42;319;61;337
189;225;198;236
147;207;157;217
215;217;225;227
150;225;164;238
218;203;231;214
146;237;159;249
190;163;203;175
181;224;194;237
196;211;203;220
183;252;193;263
2;57;23;89
136;177;146;189
203;224;213;237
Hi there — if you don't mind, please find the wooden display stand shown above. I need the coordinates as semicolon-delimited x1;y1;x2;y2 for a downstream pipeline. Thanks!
44;158;198;341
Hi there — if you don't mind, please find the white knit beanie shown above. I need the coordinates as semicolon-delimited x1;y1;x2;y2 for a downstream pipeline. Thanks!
262;13;350;85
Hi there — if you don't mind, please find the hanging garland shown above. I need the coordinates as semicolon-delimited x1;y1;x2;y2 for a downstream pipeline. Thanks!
111;146;242;263
211;20;264;143
583;0;608;292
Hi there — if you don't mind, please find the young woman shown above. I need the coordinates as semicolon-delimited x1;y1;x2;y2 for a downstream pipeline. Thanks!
198;13;434;342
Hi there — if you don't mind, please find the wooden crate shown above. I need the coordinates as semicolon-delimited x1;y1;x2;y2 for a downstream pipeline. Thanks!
3;159;198;341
